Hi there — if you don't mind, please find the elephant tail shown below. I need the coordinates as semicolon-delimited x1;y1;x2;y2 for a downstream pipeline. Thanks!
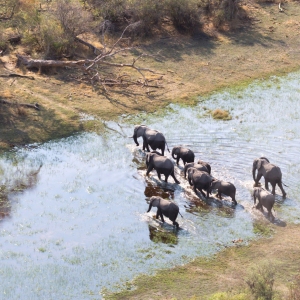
165;141;170;153
178;211;183;218
282;181;289;187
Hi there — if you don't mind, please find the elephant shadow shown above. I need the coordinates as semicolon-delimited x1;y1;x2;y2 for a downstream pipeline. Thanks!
148;224;179;245
253;207;287;227
144;181;175;200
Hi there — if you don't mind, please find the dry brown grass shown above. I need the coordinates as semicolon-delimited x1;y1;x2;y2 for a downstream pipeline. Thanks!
1;1;300;151
211;109;232;120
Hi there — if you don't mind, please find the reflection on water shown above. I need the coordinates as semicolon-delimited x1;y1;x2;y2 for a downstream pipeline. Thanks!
0;71;300;298
144;181;175;200
148;224;178;245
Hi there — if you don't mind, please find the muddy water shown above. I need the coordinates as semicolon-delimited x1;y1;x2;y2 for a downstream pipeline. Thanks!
0;71;300;299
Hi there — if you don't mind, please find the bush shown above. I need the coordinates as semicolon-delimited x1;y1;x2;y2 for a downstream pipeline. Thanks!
245;261;276;300
288;274;300;300
208;292;248;299
167;0;202;33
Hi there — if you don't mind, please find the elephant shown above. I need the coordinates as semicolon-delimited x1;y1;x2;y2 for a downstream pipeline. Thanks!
146;151;180;184
252;157;286;198
147;196;182;229
171;146;195;166
210;179;237;205
197;160;211;174
183;162;209;179
132;125;169;156
187;167;214;198
253;187;275;221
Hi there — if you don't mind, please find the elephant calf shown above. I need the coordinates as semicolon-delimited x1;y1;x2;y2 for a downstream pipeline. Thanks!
253;187;275;221
187;167;214;199
184;162;209;179
197;160;211;174
146;151;180;184
172;146;195;166
210;179;237;205
147;196;181;229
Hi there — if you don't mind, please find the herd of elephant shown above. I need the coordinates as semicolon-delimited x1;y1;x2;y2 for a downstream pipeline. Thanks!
131;125;287;229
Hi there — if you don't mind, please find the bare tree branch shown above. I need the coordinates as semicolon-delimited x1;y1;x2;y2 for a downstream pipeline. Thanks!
16;22;164;91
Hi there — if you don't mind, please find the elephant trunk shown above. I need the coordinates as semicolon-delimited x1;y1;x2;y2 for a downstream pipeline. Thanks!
252;167;256;181
133;134;139;146
147;203;152;213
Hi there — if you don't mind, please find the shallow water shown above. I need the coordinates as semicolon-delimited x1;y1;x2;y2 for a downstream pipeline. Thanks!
0;71;300;299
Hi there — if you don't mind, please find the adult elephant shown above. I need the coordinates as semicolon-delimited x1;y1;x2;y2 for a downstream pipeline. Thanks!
132;125;169;156
197;160;211;174
147;196;182;229
252;157;286;198
171;146;195;166
253;187;275;221
210;179;237;205
146;151;180;184
187;167;214;198
183;162;209;179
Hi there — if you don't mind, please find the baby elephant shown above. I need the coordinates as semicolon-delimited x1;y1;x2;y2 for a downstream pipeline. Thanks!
210;179;237;205
172;146;195;166
253;187;275;221
147;196;182;229
183;162;209;179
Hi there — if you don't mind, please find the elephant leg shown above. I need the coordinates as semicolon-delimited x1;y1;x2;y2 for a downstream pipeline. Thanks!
265;180;269;191
164;174;169;183
193;185;198;194
146;165;154;176
277;182;286;198
158;209;165;223
206;189;209;198
173;221;179;229
270;182;276;195
200;189;206;197
176;157;180;166
217;191;222;200
170;171;180;184
143;139;150;152
255;173;263;185
156;210;159;219
231;196;237;205
157;172;162;180
268;209;275;222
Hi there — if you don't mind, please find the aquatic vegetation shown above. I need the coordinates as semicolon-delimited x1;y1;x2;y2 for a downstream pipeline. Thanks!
211;109;232;120
0;70;299;298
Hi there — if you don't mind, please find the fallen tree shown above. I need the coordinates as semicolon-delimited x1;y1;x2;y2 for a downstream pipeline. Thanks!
0;98;40;110
16;24;164;92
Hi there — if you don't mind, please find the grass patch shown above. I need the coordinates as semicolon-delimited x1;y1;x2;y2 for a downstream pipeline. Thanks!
211;109;232;120
253;221;274;237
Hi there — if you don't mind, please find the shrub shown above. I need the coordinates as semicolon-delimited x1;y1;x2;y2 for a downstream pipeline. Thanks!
208;292;248;300
245;261;276;300
167;0;202;33
288;274;300;300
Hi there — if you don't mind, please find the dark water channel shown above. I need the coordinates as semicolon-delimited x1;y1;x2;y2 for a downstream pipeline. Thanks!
0;72;300;299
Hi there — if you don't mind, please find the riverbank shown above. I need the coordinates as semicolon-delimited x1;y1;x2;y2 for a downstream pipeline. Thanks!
106;223;300;299
1;1;300;151
1;1;300;298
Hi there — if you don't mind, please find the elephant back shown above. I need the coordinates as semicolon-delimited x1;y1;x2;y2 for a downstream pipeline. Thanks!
145;129;165;142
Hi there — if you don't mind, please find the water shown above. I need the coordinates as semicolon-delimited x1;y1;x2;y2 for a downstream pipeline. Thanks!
0;71;300;299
